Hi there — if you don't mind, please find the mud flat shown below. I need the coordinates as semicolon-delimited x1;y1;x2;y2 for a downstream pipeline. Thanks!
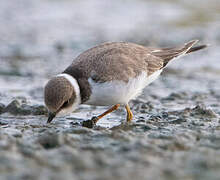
1;0;220;179
1;87;220;180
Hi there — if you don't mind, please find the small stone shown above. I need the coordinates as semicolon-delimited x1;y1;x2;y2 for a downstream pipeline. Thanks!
82;119;96;128
4;100;31;115
4;100;48;116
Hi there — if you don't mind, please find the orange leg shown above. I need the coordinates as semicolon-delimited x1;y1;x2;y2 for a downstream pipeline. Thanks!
125;104;133;122
92;104;120;123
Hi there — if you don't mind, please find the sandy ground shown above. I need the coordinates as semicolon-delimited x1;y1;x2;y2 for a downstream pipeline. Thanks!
0;0;220;179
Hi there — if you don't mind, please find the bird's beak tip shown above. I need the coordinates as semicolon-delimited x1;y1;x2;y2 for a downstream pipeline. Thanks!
47;112;56;123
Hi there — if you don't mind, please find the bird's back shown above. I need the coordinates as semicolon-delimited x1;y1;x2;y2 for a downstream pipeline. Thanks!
64;40;206;83
65;42;163;82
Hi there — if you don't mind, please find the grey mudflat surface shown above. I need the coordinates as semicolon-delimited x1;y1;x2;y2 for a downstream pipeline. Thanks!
1;0;220;180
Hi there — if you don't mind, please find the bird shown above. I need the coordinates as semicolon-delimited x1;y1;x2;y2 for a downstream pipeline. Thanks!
44;40;207;127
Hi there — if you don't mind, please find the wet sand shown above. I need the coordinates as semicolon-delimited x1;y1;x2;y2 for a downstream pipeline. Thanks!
1;0;220;179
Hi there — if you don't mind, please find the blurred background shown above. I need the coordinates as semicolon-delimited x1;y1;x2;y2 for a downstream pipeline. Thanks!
1;1;220;180
0;0;219;105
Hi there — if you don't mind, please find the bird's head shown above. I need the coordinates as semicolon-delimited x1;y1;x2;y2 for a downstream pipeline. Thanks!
44;74;81;123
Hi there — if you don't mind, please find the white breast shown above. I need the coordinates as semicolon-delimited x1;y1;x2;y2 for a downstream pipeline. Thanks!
84;70;162;106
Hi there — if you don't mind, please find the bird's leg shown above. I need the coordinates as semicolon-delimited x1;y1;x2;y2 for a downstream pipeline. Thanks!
92;104;120;123
125;104;133;122
82;104;120;128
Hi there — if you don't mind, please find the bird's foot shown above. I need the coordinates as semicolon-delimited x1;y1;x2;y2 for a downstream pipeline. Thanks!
82;116;99;128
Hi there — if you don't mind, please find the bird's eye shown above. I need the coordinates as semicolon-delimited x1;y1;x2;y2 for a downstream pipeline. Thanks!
62;100;69;108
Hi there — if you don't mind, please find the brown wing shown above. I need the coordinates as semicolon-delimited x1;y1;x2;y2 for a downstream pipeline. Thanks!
64;40;206;83
141;54;163;76
65;42;163;82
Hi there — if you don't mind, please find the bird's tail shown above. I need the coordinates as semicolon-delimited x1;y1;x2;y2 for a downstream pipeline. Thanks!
152;40;208;68
186;44;208;54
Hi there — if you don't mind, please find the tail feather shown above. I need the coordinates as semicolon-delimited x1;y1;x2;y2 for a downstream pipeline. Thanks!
152;40;207;68
186;44;208;54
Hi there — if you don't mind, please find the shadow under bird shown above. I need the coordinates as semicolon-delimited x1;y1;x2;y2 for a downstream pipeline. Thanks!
44;40;207;127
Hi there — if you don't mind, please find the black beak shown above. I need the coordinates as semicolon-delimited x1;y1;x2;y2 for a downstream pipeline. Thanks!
47;112;56;123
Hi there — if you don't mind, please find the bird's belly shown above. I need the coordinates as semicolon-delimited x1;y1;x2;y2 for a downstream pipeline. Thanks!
84;70;162;106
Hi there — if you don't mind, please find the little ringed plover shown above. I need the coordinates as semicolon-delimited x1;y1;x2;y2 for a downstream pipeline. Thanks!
44;40;207;127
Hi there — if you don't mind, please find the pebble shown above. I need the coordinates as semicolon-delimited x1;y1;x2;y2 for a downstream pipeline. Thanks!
3;99;47;116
